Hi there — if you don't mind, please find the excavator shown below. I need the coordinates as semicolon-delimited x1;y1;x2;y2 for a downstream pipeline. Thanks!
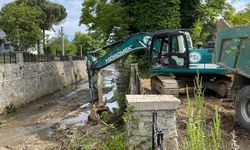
87;29;231;102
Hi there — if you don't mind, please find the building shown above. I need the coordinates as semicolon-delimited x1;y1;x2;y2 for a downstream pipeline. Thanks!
0;29;55;54
0;29;12;53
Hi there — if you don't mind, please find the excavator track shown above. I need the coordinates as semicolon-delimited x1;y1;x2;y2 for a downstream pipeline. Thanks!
151;75;180;97
151;74;231;98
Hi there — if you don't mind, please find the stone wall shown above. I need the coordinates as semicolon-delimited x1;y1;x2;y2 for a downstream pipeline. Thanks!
0;60;87;113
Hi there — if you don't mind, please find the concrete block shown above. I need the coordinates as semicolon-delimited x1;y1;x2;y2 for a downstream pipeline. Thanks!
126;95;180;111
126;94;180;150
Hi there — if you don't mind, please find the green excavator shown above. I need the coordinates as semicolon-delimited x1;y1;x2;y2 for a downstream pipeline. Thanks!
87;29;231;102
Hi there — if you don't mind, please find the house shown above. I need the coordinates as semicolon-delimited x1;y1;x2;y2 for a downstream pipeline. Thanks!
0;29;12;53
0;29;55;54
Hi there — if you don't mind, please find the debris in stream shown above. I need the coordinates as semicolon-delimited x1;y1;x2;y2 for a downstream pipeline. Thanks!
0;80;91;149
0;65;127;150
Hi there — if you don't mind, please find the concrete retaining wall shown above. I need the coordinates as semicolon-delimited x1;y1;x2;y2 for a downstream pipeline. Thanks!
0;60;87;113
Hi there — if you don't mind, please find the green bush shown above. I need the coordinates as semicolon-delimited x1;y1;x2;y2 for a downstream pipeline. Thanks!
96;132;127;150
68;127;90;150
100;111;110;123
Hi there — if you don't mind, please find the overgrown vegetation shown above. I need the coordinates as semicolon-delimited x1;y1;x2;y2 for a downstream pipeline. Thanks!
68;127;90;150
183;75;222;150
96;132;127;150
67;112;129;150
100;111;110;123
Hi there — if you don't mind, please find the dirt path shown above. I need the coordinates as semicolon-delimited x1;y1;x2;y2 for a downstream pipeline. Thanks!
0;80;91;150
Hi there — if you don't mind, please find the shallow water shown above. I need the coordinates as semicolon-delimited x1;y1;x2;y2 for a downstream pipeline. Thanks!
0;65;120;148
0;80;90;147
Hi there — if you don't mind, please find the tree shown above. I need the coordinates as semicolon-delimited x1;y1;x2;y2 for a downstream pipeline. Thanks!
122;0;181;32
47;34;77;56
224;3;250;25
0;3;43;51
15;0;67;53
188;0;227;45
180;0;201;29
80;0;229;46
73;32;102;56
80;0;130;41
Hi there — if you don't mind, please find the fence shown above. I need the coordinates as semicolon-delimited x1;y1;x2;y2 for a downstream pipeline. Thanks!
23;53;54;62
0;52;84;64
0;53;16;64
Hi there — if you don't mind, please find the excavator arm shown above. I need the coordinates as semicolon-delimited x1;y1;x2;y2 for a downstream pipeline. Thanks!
87;32;152;101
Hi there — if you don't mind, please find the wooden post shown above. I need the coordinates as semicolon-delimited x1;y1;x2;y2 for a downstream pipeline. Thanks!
97;70;104;105
130;63;140;94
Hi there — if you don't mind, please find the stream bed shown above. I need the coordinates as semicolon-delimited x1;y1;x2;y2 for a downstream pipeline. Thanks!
0;65;119;150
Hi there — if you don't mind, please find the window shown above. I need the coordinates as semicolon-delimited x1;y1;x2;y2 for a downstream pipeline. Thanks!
4;43;11;50
171;35;186;53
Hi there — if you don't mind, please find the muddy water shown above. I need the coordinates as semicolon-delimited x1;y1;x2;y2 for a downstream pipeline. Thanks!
0;65;119;149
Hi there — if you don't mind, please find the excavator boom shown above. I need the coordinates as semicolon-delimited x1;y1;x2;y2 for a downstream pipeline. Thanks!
87;32;152;101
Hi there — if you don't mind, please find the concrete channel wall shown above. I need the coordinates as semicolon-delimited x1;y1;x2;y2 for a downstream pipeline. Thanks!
0;60;87;113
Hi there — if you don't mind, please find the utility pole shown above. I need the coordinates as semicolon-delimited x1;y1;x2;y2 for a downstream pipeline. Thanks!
61;27;65;56
80;45;83;57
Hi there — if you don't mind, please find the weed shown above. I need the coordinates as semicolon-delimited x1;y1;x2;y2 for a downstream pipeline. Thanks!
68;127;90;150
100;111;110;123
5;103;17;113
211;107;222;150
96;132;127;150
231;130;240;150
184;74;222;150
185;75;206;150
115;92;127;115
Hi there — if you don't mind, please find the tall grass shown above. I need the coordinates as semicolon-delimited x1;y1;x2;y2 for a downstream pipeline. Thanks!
184;75;222;150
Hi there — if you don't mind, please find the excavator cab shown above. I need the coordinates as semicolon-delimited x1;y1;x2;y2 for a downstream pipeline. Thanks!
149;30;191;70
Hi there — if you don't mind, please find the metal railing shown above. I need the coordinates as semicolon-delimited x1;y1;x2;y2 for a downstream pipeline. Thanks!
0;52;16;64
0;52;84;64
23;53;54;62
152;110;164;150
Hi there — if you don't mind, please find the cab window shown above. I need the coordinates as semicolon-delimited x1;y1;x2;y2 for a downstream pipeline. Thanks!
171;35;186;53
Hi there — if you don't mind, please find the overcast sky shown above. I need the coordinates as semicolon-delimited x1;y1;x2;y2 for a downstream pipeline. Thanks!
0;0;249;40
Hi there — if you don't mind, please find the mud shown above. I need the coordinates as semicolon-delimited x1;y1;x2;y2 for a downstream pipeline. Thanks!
0;65;120;150
0;80;91;149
